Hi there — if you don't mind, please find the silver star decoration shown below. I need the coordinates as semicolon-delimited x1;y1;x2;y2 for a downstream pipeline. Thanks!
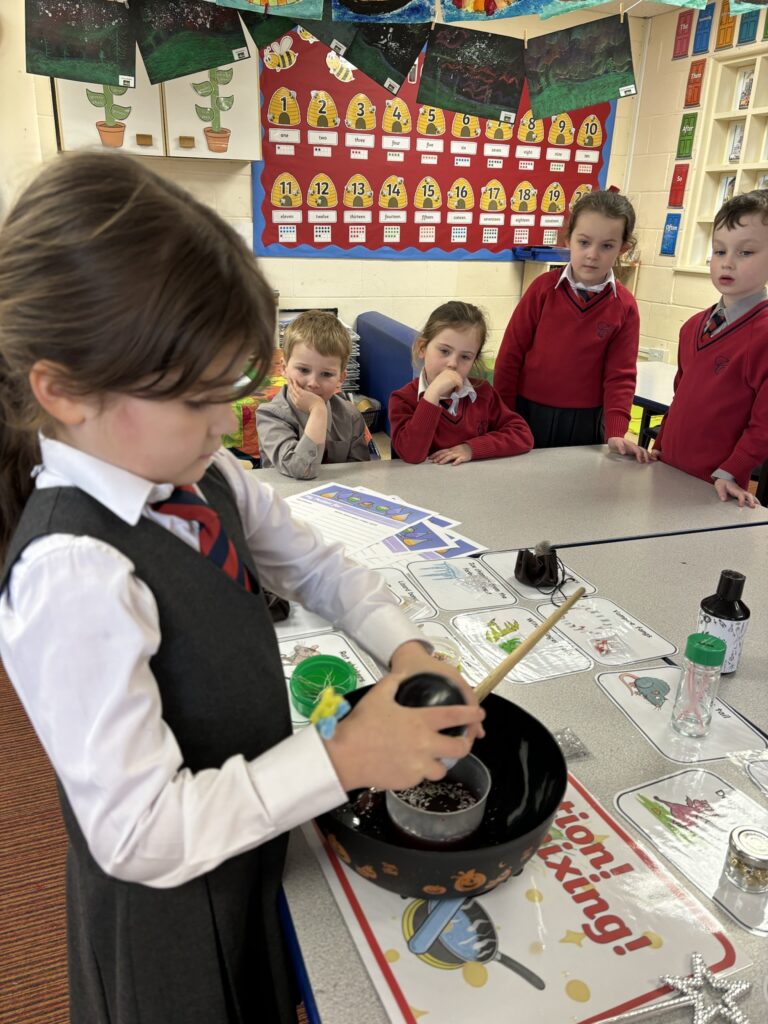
596;952;752;1024
661;953;751;1024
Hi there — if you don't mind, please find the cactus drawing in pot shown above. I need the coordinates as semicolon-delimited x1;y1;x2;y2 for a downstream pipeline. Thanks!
193;67;234;153
86;84;132;147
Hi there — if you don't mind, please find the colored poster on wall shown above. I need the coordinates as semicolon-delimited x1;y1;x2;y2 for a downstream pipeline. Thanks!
25;0;137;86
136;0;249;85
660;213;681;256
253;31;614;259
715;0;737;48
344;23;431;93
331;0;435;23
417;25;524;122
673;10;694;58
443;0;549;22
676;112;697;158
524;16;636;120
737;9;760;43
684;58;706;106
668;163;689;207
692;3;716;52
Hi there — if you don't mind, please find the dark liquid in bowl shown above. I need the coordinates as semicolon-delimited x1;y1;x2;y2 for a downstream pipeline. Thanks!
394;779;478;813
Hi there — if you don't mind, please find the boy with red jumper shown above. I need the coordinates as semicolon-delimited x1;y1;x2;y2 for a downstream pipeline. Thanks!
388;302;533;465
651;189;768;507
495;191;649;460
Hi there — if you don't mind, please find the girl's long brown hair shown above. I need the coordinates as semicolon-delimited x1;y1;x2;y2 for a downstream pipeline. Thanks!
0;151;276;557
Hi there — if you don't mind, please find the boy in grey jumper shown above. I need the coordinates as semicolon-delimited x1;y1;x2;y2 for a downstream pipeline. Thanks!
257;310;370;478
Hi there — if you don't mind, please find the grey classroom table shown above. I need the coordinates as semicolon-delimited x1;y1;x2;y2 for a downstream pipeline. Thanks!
282;528;768;1024
254;445;768;548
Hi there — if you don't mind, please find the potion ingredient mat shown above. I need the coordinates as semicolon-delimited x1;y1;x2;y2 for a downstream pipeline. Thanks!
616;769;768;936
596;669;768;764
305;776;741;1023
539;597;677;667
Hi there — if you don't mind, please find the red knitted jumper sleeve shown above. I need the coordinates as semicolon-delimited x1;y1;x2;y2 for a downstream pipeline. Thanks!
720;336;768;483
388;379;442;463
493;273;550;411
466;384;534;460
602;285;640;440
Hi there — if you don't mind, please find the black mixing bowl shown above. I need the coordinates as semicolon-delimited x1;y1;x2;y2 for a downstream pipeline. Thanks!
315;689;567;899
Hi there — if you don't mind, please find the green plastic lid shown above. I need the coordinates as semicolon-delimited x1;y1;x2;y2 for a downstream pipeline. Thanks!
685;632;727;667
289;655;358;718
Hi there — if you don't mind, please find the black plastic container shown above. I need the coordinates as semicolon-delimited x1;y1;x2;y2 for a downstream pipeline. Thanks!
697;569;750;675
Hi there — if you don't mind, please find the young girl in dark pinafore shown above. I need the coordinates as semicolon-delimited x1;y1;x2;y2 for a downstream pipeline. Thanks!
494;190;650;460
0;152;483;1024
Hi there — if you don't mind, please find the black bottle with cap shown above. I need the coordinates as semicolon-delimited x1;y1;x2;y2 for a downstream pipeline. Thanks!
696;570;750;675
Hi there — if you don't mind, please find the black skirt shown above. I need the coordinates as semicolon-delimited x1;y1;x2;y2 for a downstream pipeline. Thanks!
517;396;604;449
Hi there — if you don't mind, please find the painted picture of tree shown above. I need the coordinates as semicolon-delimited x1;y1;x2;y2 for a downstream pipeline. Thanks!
193;67;235;153
86;83;132;147
136;0;250;86
25;0;136;86
344;23;431;94
525;15;635;121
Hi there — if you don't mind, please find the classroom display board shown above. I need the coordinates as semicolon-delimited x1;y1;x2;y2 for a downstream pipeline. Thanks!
253;31;615;260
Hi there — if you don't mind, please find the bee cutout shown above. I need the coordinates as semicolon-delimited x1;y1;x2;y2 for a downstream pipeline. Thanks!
345;94;376;132
307;174;338;209
416;106;445;136
447;178;475;211
270;173;302;208
485;119;513;141
326;50;355;83
542;181;566;214
262;37;298;73
510;181;538;213
451;113;480;139
577;114;603;148
343;174;373;208
307;90;339;129
378;176;407;209
569;183;593;208
517;110;544;144
413;176;442;210
479;179;507;212
548;113;574;146
267;87;300;126
383;99;412;134
296;27;317;43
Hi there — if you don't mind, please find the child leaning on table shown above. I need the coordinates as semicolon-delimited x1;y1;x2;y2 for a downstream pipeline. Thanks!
494;190;649;460
0;151;483;1024
388;301;534;465
257;309;370;478
649;189;768;508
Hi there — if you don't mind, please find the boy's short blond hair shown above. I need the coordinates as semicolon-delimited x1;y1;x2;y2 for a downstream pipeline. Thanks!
282;310;351;370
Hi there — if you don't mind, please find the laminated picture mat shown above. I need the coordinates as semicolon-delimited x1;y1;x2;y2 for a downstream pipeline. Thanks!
253;30;615;258
616;769;768;936
303;775;740;1023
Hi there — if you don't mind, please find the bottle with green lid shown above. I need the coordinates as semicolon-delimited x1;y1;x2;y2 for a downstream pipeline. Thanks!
697;569;750;675
671;633;727;738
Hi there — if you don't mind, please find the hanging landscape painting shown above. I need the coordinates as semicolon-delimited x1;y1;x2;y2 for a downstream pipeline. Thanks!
26;0;137;86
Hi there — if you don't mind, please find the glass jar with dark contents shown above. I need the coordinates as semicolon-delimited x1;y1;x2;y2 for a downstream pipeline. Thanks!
723;826;768;894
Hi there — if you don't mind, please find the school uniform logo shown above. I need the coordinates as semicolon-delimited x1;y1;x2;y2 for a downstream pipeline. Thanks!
596;322;611;339
714;355;730;374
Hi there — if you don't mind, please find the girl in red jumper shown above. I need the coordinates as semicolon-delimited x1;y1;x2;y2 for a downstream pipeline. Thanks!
494;191;650;460
388;302;533;465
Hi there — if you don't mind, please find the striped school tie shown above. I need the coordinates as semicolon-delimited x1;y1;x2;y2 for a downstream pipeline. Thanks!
151;485;252;591
576;287;592;302
703;308;726;336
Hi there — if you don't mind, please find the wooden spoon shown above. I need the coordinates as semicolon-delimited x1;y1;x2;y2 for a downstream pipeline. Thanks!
474;586;585;703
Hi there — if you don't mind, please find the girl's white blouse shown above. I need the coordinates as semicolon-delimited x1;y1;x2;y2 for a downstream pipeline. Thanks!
0;439;422;887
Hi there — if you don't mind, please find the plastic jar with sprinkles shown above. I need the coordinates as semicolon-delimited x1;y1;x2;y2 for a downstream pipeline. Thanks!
723;826;768;893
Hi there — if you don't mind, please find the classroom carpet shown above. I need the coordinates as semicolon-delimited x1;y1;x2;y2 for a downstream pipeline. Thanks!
0;661;69;1023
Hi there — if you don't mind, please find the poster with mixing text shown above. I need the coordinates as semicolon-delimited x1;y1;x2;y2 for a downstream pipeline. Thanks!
253;30;614;260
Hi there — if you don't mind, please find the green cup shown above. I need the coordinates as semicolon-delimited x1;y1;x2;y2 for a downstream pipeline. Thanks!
289;655;358;719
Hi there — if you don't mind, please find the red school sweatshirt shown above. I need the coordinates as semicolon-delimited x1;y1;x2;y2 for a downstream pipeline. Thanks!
388;378;533;464
494;268;640;440
654;301;768;489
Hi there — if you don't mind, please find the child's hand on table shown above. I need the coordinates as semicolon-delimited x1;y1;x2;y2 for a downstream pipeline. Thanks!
714;477;760;508
430;444;473;466
607;436;658;463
